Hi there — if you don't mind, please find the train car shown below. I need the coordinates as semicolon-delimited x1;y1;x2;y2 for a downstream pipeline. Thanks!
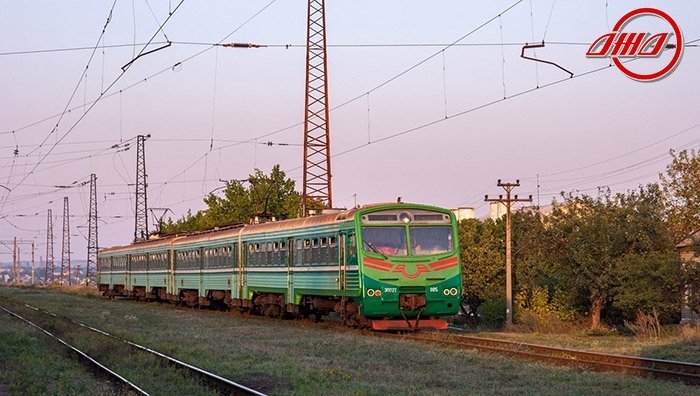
98;202;462;330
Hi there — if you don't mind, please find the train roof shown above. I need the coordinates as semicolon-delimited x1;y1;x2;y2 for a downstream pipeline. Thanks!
99;206;361;254
98;202;449;254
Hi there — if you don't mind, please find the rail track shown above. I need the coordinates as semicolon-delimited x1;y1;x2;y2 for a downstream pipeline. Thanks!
111;297;700;386
381;331;700;385
0;298;267;396
5;287;700;391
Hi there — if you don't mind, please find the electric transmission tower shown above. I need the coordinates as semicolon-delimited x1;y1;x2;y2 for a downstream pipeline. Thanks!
134;134;149;242
60;196;71;285
302;0;332;216
86;173;98;286
46;209;54;284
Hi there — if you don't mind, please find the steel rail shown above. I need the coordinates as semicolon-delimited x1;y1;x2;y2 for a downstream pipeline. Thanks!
22;303;267;396
1;305;150;396
397;332;700;385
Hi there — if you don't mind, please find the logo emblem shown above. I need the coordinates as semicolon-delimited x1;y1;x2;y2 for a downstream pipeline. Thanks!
586;8;684;82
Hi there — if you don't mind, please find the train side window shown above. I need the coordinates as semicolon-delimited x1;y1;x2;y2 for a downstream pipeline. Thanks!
310;238;318;264
247;247;253;267
295;239;302;266
267;242;273;265
320;237;328;263
304;239;311;265
328;236;336;263
348;234;356;256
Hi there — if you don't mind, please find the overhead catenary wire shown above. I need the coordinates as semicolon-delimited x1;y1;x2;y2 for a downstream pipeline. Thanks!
10;0;188;194
2;2;697;245
0;40;598;58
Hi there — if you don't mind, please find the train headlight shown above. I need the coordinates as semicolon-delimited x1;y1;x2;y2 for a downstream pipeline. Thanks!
367;289;375;297
450;287;458;296
443;289;450;296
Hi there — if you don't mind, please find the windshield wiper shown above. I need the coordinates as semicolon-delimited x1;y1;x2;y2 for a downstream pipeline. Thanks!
363;240;388;259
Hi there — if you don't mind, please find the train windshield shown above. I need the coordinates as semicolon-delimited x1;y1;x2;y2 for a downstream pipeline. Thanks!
362;227;407;256
360;208;455;257
361;225;454;257
409;226;454;256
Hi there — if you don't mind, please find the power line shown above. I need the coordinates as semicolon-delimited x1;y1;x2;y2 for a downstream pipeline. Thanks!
0;40;596;57
8;1;187;193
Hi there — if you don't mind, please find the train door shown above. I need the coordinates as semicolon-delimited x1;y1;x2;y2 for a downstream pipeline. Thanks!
126;254;132;291
198;247;204;299
238;242;247;301
168;249;176;297
338;233;348;291
286;237;294;305
231;243;238;301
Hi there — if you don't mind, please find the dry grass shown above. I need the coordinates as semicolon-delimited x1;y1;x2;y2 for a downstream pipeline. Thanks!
624;310;662;340
679;323;700;341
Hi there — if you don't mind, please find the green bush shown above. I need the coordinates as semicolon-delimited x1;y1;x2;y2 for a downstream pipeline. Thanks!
478;297;506;329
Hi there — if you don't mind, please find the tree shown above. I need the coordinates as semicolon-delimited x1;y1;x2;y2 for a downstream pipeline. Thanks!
161;165;301;233
611;184;681;323
548;190;622;329
512;210;570;322
660;149;700;243
548;185;681;329
459;218;506;326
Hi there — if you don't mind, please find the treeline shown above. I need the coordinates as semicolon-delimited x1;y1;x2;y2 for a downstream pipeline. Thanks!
159;150;700;330
461;149;700;330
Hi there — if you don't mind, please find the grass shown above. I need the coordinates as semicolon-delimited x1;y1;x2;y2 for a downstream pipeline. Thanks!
459;324;700;364
0;316;118;395
1;284;699;395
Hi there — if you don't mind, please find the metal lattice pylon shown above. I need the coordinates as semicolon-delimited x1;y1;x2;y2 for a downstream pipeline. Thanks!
60;197;71;285
86;173;98;286
134;135;149;242
46;209;54;284
302;0;332;216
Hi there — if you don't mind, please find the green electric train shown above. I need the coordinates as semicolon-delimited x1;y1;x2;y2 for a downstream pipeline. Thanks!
97;202;462;330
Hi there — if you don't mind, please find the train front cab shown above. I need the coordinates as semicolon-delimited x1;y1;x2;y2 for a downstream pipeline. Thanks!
355;206;462;331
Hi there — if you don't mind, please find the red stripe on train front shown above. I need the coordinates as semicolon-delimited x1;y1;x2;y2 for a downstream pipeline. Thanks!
429;257;459;271
363;257;393;271
364;263;391;272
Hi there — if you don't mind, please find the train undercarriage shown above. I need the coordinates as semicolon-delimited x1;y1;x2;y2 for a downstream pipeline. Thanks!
97;284;446;330
98;284;373;328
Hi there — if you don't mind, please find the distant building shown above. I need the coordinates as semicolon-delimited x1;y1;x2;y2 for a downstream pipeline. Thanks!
483;202;553;221
452;207;474;222
678;229;700;324
489;201;507;219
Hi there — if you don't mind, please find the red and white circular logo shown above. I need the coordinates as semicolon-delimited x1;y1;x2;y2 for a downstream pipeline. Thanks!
586;8;684;82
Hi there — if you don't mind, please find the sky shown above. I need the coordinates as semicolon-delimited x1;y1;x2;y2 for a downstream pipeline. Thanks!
1;0;698;263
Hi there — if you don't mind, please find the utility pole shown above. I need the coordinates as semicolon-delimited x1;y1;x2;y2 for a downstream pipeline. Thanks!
12;237;18;284
61;196;71;285
31;242;34;285
302;0;332;216
86;173;98;286
46;209;54;284
485;179;532;326
134;134;149;242
3;239;36;285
